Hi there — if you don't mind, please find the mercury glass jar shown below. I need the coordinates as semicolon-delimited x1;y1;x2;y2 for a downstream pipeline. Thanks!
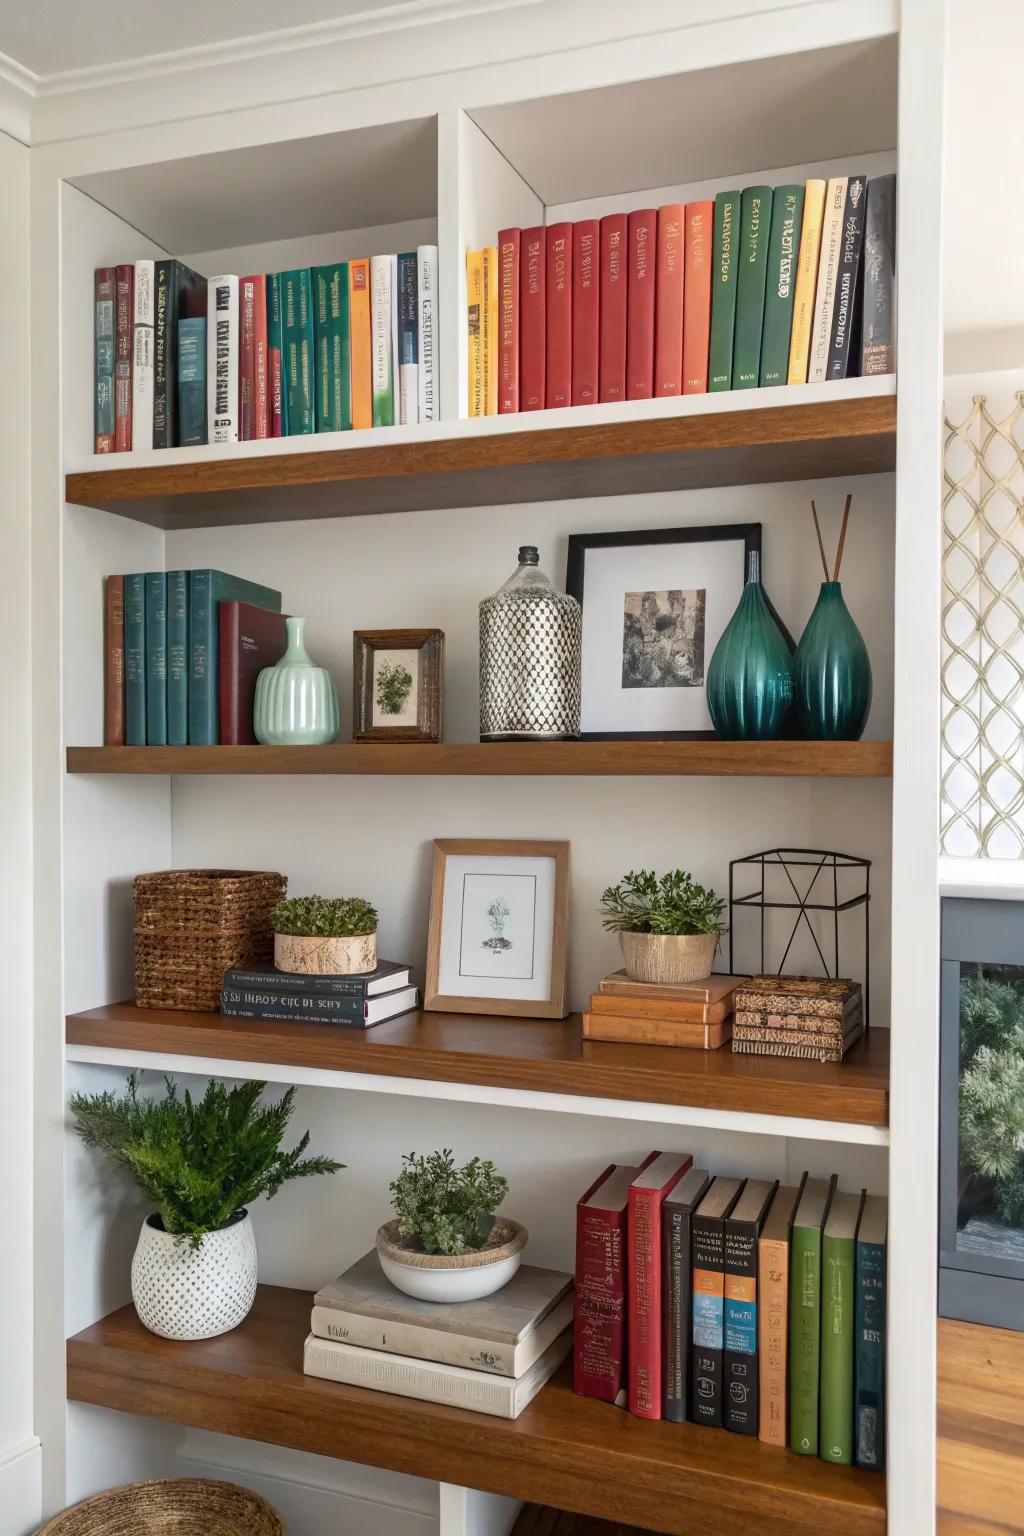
479;546;582;740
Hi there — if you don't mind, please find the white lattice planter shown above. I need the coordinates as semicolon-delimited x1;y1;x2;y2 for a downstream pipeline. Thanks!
131;1211;258;1340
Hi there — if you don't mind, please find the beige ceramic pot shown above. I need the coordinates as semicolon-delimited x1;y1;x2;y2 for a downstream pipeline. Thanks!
274;930;377;975
619;930;718;985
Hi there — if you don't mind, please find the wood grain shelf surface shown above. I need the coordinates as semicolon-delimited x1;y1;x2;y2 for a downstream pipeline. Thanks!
65;740;894;778
67;1286;886;1536
64;394;897;529
65;1005;890;1127
937;1316;1024;1534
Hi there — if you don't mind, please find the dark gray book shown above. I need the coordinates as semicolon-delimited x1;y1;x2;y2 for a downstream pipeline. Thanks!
723;1178;777;1435
860;174;896;376
153;259;204;447
826;174;867;379
662;1166;711;1421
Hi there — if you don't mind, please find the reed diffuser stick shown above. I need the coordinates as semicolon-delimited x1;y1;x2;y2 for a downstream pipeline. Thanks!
832;493;853;581
810;500;830;580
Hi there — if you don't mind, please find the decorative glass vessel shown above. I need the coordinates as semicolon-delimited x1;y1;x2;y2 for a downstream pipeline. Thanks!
793;582;872;740
253;616;340;745
706;549;793;739
479;546;582;740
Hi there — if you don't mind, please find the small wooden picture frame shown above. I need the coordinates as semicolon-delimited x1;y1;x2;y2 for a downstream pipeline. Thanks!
425;838;570;1019
353;628;444;742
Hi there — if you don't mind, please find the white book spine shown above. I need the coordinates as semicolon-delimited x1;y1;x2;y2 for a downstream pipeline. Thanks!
132;260;155;450
370;254;393;426
808;177;848;383
417;244;438;423
207;275;239;444
390;252;400;422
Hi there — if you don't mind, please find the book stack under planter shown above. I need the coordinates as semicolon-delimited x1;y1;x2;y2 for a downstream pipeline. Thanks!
581;971;744;1049
220;959;419;1028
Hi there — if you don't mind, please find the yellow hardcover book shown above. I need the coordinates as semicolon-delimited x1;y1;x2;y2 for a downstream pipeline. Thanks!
482;245;499;415
787;179;826;384
466;249;484;418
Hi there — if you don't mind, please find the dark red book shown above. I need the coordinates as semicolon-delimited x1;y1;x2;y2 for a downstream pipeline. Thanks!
218;601;289;745
572;220;599;406
104;574;125;746
599;213;627;402
270;350;284;437
574;1163;642;1403
627;1150;693;1419
240;275;269;441
654;204;684;396
114;264;134;451
626;210;656;401
545;223;572;409
683;200;713;394
520;227;546;411
498;229;520;413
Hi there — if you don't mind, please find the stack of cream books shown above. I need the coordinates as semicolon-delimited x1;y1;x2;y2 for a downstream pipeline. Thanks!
303;1251;574;1419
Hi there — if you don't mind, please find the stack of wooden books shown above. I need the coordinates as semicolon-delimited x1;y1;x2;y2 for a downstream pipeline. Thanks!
581;971;747;1049
303;1250;573;1418
731;975;864;1062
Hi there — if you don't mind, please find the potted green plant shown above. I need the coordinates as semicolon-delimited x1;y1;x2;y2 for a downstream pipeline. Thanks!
69;1074;341;1340
599;868;727;985
376;1149;524;1303
272;894;378;975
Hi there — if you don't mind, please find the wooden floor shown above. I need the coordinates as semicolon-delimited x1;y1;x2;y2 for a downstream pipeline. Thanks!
937;1317;1024;1533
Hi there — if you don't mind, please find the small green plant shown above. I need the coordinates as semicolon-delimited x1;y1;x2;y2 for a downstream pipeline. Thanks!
389;1148;509;1256
599;868;726;937
376;660;414;715
272;895;378;937
69;1075;342;1248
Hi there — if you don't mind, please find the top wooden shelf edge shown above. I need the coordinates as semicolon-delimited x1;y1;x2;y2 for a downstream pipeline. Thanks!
65;388;897;529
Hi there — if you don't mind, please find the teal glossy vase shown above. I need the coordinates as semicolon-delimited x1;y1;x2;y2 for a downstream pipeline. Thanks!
706;550;793;739
253;616;340;745
793;582;872;739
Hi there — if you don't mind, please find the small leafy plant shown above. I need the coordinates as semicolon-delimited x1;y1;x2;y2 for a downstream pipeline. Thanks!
599;868;726;936
389;1148;509;1256
272;895;378;937
376;660;414;715
69;1075;342;1248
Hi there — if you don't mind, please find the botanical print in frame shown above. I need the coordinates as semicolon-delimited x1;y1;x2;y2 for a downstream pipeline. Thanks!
425;839;570;1018
353;628;444;742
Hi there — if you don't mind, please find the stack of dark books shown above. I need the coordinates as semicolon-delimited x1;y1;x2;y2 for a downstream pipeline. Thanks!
220;960;419;1027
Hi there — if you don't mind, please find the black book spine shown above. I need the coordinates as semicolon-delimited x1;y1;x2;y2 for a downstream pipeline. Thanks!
723;1217;759;1434
223;968;373;997
860;174;897;376
826;175;866;379
220;987;366;1024
691;1214;725;1427
663;1204;693;1421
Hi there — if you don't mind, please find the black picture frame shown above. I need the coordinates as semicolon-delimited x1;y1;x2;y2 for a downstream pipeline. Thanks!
565;522;761;740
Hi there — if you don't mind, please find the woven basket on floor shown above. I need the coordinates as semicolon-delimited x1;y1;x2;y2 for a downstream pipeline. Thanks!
134;868;286;1012
35;1478;286;1534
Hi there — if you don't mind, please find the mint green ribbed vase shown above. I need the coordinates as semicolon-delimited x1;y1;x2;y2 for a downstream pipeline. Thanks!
793;582;872;740
253;616;340;745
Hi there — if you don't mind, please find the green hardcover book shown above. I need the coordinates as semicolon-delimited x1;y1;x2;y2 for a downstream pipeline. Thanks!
124;573;146;747
759;185;804;386
732;186;773;389
280;268;314;435
789;1174;836;1455
268;273;288;436
166;569;189;745
708;190;740;391
144;572;167;745
313;262;351;433
820;1190;864;1465
188;570;283;745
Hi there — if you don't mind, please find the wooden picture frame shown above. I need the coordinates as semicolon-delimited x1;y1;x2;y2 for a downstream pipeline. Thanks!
425;838;570;1018
353;628;444;742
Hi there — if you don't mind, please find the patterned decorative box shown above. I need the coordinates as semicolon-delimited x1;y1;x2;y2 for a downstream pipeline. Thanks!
731;975;864;1063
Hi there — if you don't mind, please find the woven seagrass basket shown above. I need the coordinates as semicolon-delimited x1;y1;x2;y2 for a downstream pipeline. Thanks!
133;868;286;1012
35;1478;286;1534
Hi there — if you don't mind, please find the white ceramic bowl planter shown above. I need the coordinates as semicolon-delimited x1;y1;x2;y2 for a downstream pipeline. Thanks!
375;1218;528;1303
131;1210;258;1340
619;930;718;985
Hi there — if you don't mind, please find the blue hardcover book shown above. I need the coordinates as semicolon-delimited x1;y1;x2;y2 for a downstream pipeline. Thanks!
280;268;315;435
124;573;146;746
855;1195;887;1470
188;570;282;745
144;572;167;745
178;317;207;446
166;570;189;745
691;1177;743;1428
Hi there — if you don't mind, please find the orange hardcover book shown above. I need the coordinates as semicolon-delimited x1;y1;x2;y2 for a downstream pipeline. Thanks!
599;970;746;1003
349;259;372;429
757;1181;804;1445
466;249;484;418
683;200;713;393
654;204;685;396
582;1012;732;1049
588;992;732;1025
482;245;499;415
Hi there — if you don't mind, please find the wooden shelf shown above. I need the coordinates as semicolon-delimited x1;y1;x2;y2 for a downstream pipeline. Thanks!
65;1005;890;1129
67;1286;886;1536
65;740;894;778
64;393;897;529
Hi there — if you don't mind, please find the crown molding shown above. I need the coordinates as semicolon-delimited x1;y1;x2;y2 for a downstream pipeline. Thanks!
0;53;35;144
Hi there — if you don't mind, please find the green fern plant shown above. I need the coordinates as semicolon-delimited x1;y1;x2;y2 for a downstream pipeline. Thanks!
599;868;726;937
389;1149;509;1256
272;895;378;937
376;661;414;715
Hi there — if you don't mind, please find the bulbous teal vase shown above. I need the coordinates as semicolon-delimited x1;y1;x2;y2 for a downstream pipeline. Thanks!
706;550;793;740
793;581;872;740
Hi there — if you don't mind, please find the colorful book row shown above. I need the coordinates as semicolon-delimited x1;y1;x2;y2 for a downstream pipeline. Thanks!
472;174;895;415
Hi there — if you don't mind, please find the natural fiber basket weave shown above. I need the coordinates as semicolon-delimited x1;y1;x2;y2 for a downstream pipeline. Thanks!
134;868;286;1012
35;1478;286;1534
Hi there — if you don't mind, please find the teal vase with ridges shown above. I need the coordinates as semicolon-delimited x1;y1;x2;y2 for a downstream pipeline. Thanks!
253;616;340;745
706;549;793;740
793;581;872;740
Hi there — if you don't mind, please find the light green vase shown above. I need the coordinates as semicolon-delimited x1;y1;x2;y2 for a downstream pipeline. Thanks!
253;616;339;745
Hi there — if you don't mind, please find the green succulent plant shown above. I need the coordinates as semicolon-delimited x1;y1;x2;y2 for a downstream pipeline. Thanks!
272;895;378;937
389;1148;509;1256
599;868;726;937
376;661;414;715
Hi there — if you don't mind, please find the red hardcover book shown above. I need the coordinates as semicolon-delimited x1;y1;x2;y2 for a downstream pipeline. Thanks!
627;1150;693;1418
95;268;115;453
114;264;134;451
520;227;546;411
654;204;684;397
574;1160;651;1402
683;200;714;393
572;220;599;405
218;601;289;745
545;223;572;409
599;213;627;402
104;574;125;746
240;275;269;441
626;210;657;401
497;229;520;413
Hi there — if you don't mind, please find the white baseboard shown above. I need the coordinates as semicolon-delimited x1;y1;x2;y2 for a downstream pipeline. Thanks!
0;1438;42;1536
